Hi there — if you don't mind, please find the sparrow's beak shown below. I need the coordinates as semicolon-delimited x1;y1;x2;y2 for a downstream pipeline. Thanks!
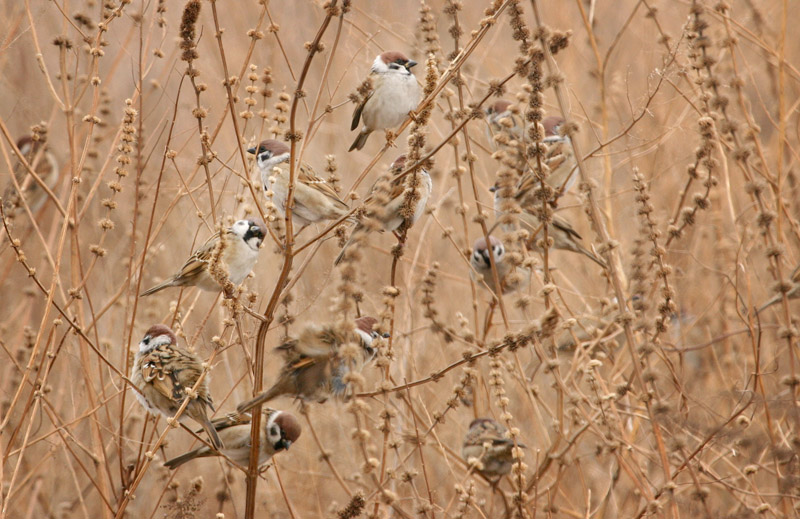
277;439;292;451
405;60;418;69
381;332;391;339
247;146;256;155
489;184;497;193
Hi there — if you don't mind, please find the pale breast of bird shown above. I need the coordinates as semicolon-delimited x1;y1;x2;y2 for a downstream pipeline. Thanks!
363;73;420;130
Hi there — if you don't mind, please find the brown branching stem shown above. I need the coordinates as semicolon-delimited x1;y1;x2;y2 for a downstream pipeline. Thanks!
243;4;339;518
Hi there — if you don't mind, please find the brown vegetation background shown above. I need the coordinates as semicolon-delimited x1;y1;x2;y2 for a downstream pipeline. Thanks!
1;0;799;518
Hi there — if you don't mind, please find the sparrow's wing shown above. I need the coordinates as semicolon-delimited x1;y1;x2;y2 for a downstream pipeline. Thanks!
208;411;252;430
277;333;334;381
465;420;508;446
290;354;334;399
297;164;349;209
350;90;374;131
550;214;582;240
361;170;408;213
139;345;213;409
206;408;276;431
513;173;540;202
543;137;569;172
172;231;226;282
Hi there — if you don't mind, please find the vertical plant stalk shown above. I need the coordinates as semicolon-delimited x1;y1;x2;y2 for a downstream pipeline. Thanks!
181;0;217;224
528;2;677;518
243;4;340;518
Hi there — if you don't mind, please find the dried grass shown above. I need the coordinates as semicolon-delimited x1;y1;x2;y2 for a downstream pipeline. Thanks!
1;1;800;518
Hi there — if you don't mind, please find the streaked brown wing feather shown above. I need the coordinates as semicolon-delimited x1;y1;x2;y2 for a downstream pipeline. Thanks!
513;174;538;202
298;164;349;209
552;215;582;240
140;346;211;407
206;408;274;431
544;140;567;170
139;348;186;403
173;231;226;281
350;90;373;130
288;356;321;371
362;171;408;208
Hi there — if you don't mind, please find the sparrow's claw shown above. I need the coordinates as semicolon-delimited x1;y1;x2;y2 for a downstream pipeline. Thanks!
384;130;397;148
407;110;419;123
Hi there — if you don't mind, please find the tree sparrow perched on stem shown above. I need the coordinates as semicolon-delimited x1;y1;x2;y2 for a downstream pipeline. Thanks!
349;51;420;151
3;136;59;217
140;219;265;297
486;99;523;146
462;418;525;482
470;236;527;295
487;101;577;198
248;139;350;227
491;184;606;268
164;408;301;469
540;116;577;196
334;155;431;265
237;317;387;412
132;325;223;449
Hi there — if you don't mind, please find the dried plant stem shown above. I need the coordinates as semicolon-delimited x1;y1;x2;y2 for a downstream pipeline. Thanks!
528;3;677;517
405;383;436;519
244;5;339;518
358;319;551;398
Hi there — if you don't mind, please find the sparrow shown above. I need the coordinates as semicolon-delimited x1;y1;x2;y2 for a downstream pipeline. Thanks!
164;408;301;469
756;264;800;313
486;102;577;197
334;155;431;265
540;115;577;196
3;136;59;217
237;316;387;412
485;99;524;147
462;418;525;482
349;51;420;151
248;139;350;227
470;236;526;295
140;219;265;297
132;324;223;449
492;184;606;268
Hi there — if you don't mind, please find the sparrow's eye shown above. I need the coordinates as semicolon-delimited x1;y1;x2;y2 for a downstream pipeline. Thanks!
142;335;151;345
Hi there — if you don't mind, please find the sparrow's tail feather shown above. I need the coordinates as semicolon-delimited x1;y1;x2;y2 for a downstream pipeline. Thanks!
164;448;205;469
580;247;607;269
201;418;224;450
139;279;173;297
349;130;370;152
333;237;353;266
236;385;281;414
